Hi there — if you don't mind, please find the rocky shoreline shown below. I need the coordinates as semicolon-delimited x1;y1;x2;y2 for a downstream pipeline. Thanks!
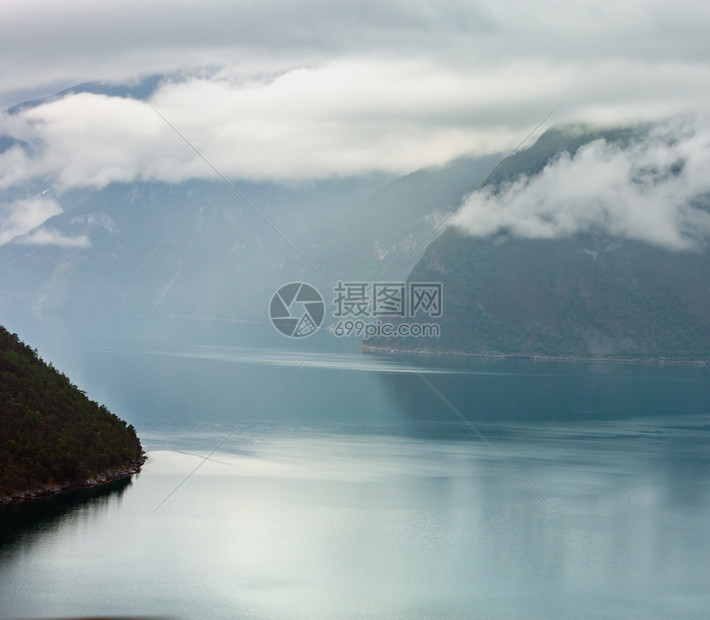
0;452;147;504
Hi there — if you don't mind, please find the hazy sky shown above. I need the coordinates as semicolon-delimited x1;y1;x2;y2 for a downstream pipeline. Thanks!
1;0;710;245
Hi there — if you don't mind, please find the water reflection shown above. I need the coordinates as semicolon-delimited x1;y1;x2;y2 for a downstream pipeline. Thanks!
1;420;710;618
0;475;134;548
78;342;710;435
1;330;709;618
378;354;710;428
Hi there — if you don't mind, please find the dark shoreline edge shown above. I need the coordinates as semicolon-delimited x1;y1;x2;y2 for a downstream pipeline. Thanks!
0;452;147;505
361;344;710;366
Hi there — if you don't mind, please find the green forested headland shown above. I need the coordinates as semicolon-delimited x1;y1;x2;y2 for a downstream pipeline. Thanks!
0;325;143;500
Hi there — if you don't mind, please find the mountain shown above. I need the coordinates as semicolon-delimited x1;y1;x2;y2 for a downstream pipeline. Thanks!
387;229;710;359
0;325;144;501
7;81;708;361
0;76;499;330
366;126;710;360
5;75;164;115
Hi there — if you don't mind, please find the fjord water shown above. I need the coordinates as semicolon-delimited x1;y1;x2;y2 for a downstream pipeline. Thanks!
1;319;710;619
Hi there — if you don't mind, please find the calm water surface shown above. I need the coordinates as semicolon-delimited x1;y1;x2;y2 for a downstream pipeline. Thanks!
1;322;710;619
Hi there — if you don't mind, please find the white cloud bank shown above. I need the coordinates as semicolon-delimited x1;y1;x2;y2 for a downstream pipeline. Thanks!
2;57;710;192
0;196;90;248
0;63;537;188
13;228;91;249
451;119;710;250
0;197;62;245
1;0;710;246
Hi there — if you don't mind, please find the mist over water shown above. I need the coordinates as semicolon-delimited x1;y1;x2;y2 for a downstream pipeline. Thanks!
1;319;710;619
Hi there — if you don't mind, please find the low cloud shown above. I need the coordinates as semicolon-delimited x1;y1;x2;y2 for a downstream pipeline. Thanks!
2;0;710;243
451;119;710;250
2;57;710;194
0;63;535;189
0;195;91;248
13;228;91;248
0;196;62;245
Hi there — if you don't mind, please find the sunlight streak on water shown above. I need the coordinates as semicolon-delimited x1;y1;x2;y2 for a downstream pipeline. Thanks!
2;421;710;619
3;340;710;619
97;345;560;376
2;422;710;619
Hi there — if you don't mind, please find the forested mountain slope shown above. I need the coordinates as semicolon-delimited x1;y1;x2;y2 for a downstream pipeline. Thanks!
367;125;710;360
0;325;144;501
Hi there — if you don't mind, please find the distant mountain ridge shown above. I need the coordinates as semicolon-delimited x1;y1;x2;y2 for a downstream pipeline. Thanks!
4;80;709;360
0;79;498;327
382;229;710;360
367;126;710;360
6;75;164;115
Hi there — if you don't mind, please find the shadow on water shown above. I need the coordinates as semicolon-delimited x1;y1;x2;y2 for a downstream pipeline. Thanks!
376;353;710;438
20;315;709;437
0;475;134;549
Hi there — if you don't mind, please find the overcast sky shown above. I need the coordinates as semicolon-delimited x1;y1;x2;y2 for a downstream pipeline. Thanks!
1;0;710;244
